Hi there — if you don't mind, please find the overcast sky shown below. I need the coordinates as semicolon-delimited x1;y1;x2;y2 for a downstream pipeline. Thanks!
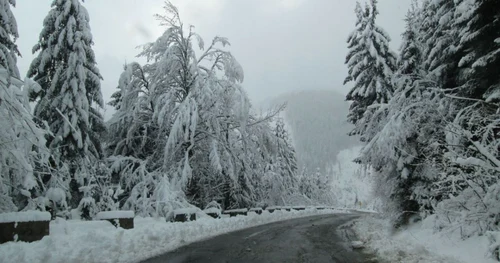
13;0;411;119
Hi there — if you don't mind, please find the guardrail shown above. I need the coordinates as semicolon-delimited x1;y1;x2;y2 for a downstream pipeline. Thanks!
173;205;338;222
0;206;356;243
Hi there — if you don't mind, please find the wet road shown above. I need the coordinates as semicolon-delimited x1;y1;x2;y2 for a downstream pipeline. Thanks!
142;213;378;263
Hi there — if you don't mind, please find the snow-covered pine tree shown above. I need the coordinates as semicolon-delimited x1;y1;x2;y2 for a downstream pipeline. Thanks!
274;118;298;195
0;1;52;212
398;1;423;78
421;0;460;89
344;0;397;141
429;0;500;239
456;0;500;101
27;0;106;212
0;70;51;213
0;0;20;79
107;62;153;158
355;1;454;226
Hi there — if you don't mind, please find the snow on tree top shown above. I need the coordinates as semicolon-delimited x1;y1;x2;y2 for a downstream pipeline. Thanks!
95;211;134;220
0;211;51;223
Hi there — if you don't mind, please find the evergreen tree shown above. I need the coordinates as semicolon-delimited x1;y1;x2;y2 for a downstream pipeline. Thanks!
421;0;460;89
107;62;153;158
27;0;106;210
356;0;452;225
398;2;423;78
344;0;397;140
0;0;20;78
0;71;51;213
361;0;500;237
432;0;500;238
274;118;298;192
0;1;52;212
456;0;500;101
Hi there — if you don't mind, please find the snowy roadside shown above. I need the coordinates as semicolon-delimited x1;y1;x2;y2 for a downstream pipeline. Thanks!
351;214;497;263
0;208;346;263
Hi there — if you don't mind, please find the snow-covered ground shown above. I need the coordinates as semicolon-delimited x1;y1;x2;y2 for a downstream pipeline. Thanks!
352;214;497;263
0;208;346;263
328;146;380;210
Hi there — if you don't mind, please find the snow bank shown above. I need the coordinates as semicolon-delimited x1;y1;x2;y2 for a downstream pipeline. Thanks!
0;209;346;263
95;211;134;220
0;211;51;223
352;215;497;263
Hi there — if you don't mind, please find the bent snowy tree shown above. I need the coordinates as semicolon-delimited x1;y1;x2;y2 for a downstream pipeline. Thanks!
106;1;299;216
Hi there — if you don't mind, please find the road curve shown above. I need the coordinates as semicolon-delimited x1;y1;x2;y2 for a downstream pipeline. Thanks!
142;213;378;263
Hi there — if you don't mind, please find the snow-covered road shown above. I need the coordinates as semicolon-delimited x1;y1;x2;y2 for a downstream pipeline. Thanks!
142;213;377;263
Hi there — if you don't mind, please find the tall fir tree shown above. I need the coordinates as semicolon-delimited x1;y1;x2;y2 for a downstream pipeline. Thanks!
456;0;500;101
398;1;423;78
0;0;20;78
274;118;298;192
27;0;106;210
421;0;460;90
344;0;397;140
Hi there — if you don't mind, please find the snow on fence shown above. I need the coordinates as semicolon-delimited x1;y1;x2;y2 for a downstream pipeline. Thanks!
248;208;263;215
203;208;221;219
0;207;348;263
222;208;249;217
265;206;280;213
95;211;134;229
0;205;339;245
0;211;51;244
173;208;198;222
292;206;306;211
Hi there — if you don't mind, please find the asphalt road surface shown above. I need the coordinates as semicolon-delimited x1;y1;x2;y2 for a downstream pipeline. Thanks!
142;213;378;263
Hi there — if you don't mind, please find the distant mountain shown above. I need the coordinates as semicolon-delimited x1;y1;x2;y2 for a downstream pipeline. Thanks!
266;90;360;172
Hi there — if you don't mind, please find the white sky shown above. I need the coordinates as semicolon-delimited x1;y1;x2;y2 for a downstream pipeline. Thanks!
12;0;410;119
